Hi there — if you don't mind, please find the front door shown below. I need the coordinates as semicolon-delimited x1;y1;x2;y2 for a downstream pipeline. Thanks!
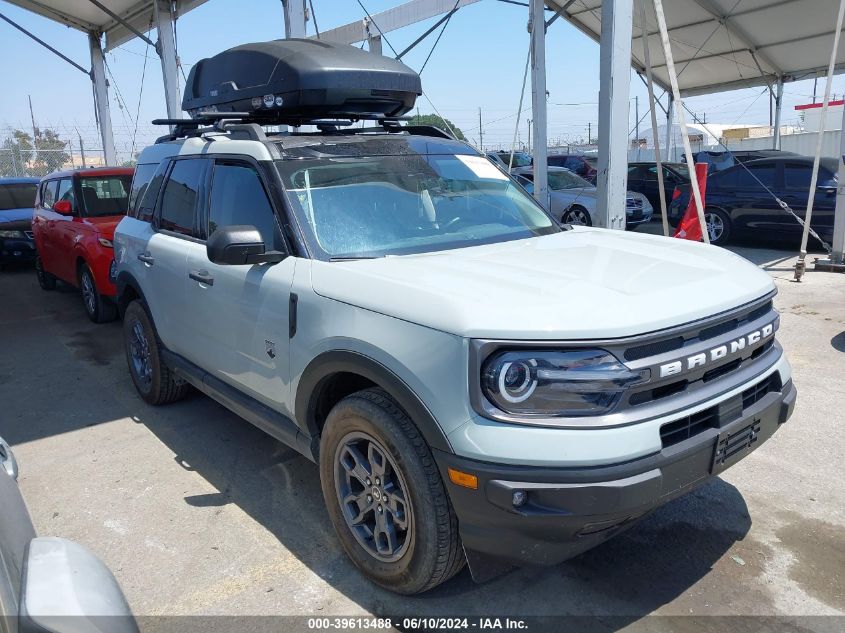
184;159;296;413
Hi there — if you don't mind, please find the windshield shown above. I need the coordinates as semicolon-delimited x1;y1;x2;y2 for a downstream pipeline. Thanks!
667;164;690;179
79;176;133;217
497;152;532;168
0;183;37;211
547;170;592;190
277;153;558;259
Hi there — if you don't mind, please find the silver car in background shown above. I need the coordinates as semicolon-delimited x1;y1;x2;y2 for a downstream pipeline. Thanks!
513;166;653;229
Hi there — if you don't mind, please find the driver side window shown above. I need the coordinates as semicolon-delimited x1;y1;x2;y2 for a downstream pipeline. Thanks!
207;162;284;251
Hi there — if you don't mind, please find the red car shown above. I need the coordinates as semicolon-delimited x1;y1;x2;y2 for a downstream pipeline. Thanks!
32;167;134;322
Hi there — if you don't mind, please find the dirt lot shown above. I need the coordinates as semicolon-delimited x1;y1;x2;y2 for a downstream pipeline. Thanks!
0;237;843;632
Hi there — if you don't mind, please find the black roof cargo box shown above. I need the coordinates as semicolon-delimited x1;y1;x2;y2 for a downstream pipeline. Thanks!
182;39;422;123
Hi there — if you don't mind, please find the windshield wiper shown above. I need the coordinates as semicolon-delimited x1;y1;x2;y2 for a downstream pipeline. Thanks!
328;255;380;262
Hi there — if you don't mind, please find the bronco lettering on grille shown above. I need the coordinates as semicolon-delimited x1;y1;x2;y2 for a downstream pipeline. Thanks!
659;323;774;378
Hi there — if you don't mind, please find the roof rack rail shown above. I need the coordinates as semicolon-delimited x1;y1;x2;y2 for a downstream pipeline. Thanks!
152;114;454;143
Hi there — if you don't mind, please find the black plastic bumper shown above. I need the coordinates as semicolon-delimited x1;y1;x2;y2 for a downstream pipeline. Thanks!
0;238;36;263
436;380;796;570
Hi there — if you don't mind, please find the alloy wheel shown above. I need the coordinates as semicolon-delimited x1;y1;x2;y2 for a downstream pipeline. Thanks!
334;431;412;562
566;208;590;225
81;271;97;315
705;212;724;242
129;320;152;387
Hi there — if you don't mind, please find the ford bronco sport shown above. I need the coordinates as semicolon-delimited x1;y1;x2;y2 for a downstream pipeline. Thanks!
113;40;796;594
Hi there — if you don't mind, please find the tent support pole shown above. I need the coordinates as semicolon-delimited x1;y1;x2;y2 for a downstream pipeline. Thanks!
596;0;633;230
773;76;784;150
652;0;709;243
88;32;116;165
529;0;549;209
639;0;669;236
797;0;845;278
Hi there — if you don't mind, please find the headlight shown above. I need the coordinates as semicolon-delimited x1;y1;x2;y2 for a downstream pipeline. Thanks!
97;237;114;248
481;349;645;416
0;230;25;238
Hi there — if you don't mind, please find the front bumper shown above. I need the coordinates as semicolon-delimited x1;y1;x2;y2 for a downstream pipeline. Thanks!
0;237;36;263
436;380;795;568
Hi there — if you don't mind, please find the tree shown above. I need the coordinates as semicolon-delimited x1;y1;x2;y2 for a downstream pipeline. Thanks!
0;128;70;177
0;129;34;177
31;128;70;175
406;114;466;140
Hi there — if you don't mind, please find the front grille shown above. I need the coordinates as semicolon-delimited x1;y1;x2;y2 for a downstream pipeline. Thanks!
659;372;783;448
624;299;773;362
742;372;781;409
660;407;719;447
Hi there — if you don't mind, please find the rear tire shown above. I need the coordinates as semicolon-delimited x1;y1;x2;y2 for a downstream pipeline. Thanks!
319;388;464;594
123;300;189;405
80;265;117;323
35;254;56;290
704;208;732;246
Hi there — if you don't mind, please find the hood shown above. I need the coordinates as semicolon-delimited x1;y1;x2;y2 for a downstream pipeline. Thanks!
83;216;123;238
310;228;775;340
0;208;34;225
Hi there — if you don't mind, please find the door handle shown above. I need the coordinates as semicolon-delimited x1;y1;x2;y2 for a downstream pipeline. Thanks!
189;270;214;286
137;253;155;265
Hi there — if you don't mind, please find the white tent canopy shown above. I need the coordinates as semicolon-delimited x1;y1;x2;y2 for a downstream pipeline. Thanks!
551;0;845;97
5;0;209;50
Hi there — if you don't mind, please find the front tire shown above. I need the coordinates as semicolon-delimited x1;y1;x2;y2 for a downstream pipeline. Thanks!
562;205;592;226
35;254;56;290
319;388;464;594
704;208;732;245
123;300;189;405
80;264;117;323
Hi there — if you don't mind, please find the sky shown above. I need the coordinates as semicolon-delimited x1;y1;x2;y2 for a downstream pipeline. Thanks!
2;0;845;162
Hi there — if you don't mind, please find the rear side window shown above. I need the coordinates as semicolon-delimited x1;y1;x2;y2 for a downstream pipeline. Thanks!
207;162;283;249
158;159;205;236
137;162;170;223
128;164;157;218
41;180;58;209
0;183;37;210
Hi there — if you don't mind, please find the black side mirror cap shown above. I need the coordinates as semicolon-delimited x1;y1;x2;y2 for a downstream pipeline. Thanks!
206;225;286;265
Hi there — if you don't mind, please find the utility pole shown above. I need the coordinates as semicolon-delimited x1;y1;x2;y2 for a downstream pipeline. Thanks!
527;119;532;150
587;121;591;145
28;95;38;151
478;107;483;151
78;132;87;168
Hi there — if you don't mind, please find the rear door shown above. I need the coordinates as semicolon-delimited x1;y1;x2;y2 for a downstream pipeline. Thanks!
146;157;210;355
183;158;296;410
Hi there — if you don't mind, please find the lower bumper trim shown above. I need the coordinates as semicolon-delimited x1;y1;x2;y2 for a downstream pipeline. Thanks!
436;381;795;570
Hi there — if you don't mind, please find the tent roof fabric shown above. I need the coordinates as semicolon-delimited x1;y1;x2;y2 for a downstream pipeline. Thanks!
549;0;845;96
4;0;208;50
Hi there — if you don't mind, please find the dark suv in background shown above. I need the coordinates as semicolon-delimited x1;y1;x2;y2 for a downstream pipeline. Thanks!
627;162;690;216
547;154;597;183
0;177;39;266
669;155;838;245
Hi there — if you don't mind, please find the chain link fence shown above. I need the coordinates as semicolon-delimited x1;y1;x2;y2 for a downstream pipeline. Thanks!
0;148;120;179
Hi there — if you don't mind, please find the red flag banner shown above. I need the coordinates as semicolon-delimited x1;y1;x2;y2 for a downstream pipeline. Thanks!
673;163;709;242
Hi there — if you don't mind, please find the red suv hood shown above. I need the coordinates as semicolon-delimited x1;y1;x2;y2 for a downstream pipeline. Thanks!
84;216;123;238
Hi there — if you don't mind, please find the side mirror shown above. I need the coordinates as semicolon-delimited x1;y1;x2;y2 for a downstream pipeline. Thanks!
53;200;73;215
206;225;286;265
20;537;139;633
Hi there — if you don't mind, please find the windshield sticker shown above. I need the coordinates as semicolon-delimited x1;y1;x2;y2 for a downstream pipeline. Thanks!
456;155;509;181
